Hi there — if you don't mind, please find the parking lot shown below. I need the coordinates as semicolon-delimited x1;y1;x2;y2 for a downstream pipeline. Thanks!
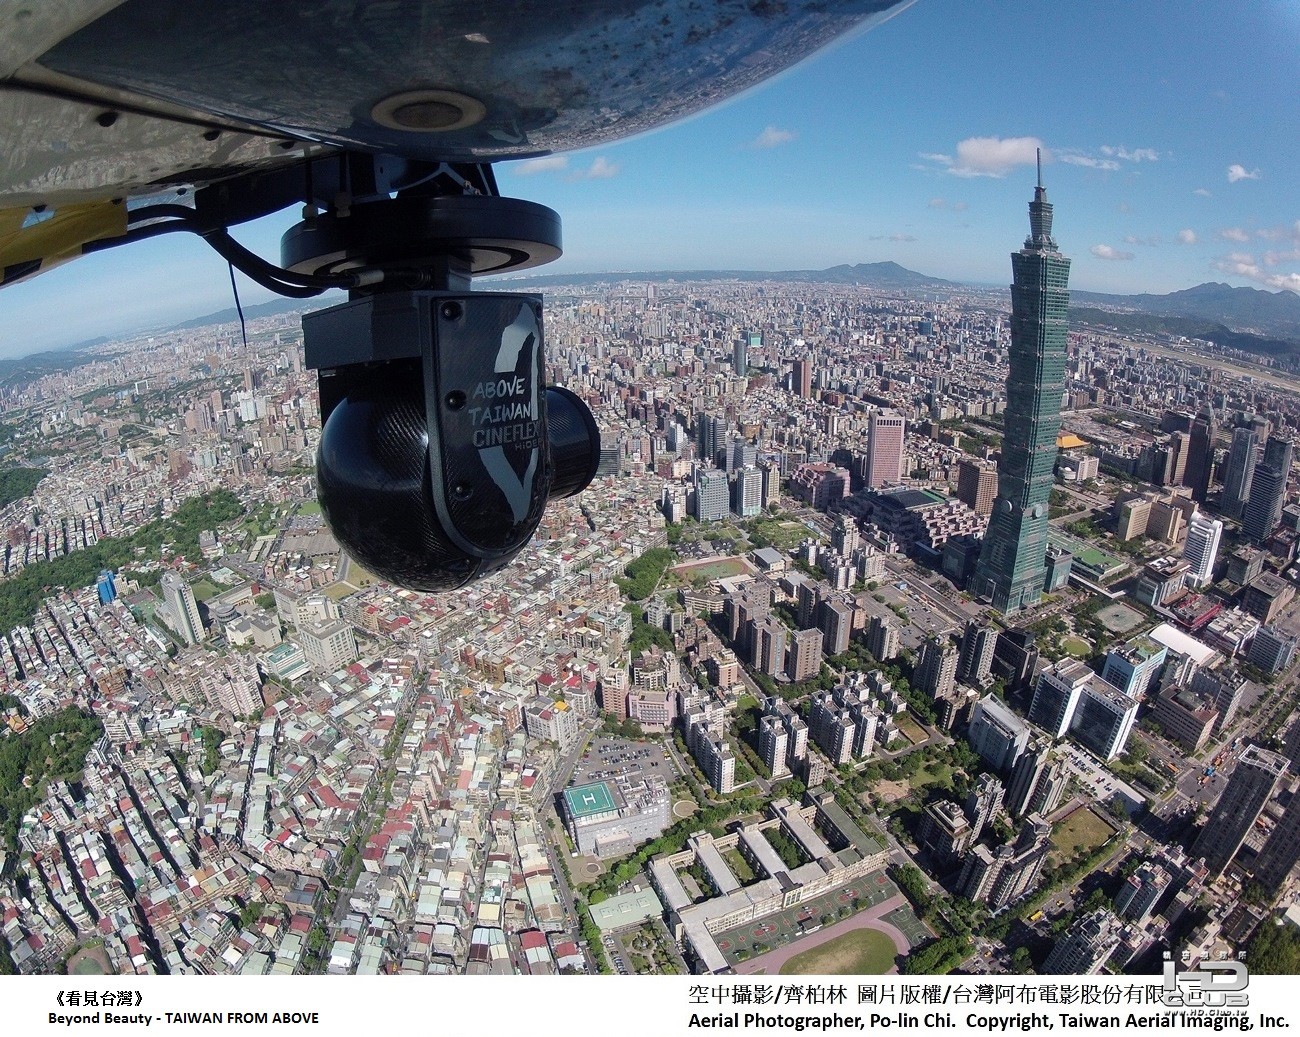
571;735;672;788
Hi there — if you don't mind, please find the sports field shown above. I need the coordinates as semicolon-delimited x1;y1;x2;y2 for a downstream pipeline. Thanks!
779;929;897;975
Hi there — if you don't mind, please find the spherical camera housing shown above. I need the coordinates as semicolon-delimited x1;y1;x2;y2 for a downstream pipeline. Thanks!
305;290;600;591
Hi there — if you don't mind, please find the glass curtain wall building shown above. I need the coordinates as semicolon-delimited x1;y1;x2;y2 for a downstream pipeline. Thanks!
974;155;1071;614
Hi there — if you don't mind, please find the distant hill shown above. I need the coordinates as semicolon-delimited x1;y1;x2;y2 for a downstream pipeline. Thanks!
1069;306;1300;361
167;294;343;332
1072;281;1300;339
0;347;99;390
492;261;955;291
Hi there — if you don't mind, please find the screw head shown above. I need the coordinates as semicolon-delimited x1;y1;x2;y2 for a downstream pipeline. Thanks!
452;482;473;500
441;301;463;321
445;390;466;410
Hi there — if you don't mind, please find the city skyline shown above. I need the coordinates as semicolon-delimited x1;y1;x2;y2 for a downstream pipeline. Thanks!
1;0;1298;357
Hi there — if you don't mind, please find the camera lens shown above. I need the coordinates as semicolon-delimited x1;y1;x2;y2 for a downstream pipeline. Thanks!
316;359;478;591
545;385;600;499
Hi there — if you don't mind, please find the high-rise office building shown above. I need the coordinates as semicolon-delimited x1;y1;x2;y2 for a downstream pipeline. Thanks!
732;338;748;376
1167;431;1190;487
1070;681;1138;761
1249;626;1298;676
1029;659;1090;737
1243;436;1293;543
1191;744;1289;876
160;571;204;645
1182;513;1223;588
1253;788;1300;896
693;468;730;522
733;466;763;518
728;437;758;473
697;413;727;466
1099;635;1167;699
1221;426;1260;520
865;409;906;488
973;157;1071;614
1186;413;1217;502
956;459;998;517
792;355;813;398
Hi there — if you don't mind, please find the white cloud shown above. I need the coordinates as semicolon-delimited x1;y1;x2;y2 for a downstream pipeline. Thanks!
928;197;946;208
1059;153;1121;171
1178;229;1198;245
948;136;1043;178
1123;234;1161;247
1194;188;1212;197
569;156;620;180
1265;250;1300;266
918;152;953;166
1100;145;1160;162
1256;221;1300;242
512;155;568;176
750;126;795;149
1090;244;1135;261
1227;164;1260;183
1220;227;1251;243
890;233;917;243
1213;252;1300;292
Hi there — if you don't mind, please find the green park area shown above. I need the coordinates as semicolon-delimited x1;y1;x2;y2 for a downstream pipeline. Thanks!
671;556;753;583
779;929;897;975
1048;807;1116;867
1060;636;1092;659
190;579;218;602
894;712;928;745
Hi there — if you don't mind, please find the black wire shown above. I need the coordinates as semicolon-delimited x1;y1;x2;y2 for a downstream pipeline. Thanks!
94;206;378;298
83;219;196;254
201;229;353;291
228;262;248;349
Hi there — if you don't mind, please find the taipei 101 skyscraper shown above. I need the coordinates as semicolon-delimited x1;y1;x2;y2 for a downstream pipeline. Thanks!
973;151;1071;614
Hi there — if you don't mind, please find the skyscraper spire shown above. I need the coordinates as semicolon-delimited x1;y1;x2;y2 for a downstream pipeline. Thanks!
1027;149;1056;251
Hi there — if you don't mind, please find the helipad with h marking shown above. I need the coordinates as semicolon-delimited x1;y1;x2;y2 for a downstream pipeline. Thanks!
563;780;617;819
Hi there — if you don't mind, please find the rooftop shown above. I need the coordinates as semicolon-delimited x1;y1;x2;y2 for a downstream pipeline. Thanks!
562;781;617;820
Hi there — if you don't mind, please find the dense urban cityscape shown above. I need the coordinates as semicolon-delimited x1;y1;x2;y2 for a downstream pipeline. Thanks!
3;180;1300;982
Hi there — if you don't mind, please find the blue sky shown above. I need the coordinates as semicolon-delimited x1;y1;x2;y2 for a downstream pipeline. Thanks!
2;0;1297;357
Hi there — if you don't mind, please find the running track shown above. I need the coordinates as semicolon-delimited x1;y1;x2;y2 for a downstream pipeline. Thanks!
735;892;911;975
